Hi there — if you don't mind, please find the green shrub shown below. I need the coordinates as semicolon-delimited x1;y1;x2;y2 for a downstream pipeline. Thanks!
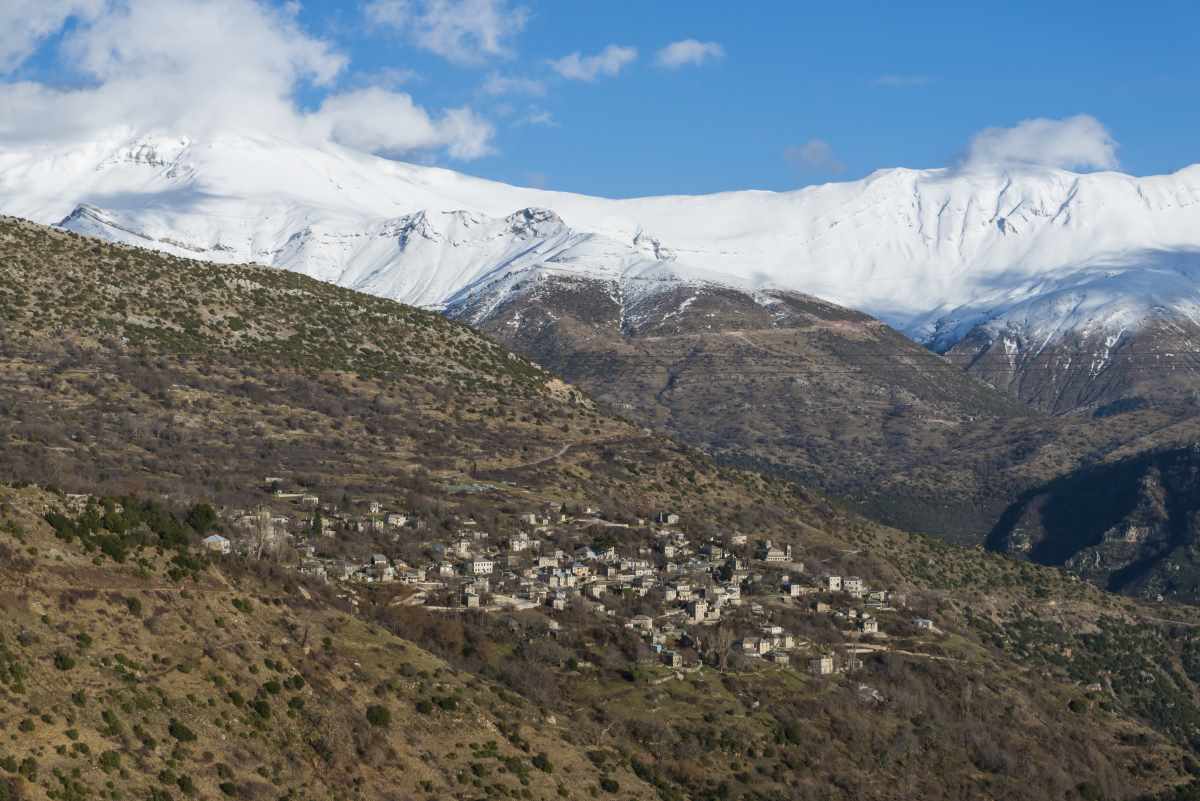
599;778;619;794
54;652;76;671
98;750;121;772
167;719;196;742
365;705;391;728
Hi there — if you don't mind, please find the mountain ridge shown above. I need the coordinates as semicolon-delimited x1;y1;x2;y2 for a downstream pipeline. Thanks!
6;130;1200;418
5;131;1200;323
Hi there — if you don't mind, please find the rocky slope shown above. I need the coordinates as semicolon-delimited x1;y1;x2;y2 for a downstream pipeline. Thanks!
990;445;1200;602
940;264;1200;413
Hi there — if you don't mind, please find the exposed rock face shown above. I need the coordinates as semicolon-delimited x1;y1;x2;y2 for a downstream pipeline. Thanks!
989;446;1200;601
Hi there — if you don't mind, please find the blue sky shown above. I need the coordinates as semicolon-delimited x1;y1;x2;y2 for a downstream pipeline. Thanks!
5;0;1199;197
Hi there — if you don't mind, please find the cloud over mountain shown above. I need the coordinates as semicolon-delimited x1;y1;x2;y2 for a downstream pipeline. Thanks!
965;115;1119;171
0;0;494;161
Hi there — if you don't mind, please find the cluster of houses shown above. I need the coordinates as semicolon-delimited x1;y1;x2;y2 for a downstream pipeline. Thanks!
195;479;940;678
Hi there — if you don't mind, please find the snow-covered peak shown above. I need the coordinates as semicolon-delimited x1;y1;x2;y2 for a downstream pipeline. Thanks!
3;130;1200;351
96;135;192;170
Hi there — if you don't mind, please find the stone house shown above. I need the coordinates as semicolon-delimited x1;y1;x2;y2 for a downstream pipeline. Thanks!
809;654;835;676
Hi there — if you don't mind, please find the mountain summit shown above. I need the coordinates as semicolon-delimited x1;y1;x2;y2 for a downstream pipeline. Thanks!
4;130;1200;410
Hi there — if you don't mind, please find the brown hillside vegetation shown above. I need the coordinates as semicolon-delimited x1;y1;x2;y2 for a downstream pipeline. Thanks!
4;217;1200;799
0;486;657;801
457;272;1200;545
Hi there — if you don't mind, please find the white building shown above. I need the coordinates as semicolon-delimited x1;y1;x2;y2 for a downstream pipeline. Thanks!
809;655;835;676
202;534;231;555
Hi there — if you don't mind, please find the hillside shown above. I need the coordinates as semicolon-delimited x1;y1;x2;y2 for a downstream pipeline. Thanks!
8;479;1200;801
7;216;1200;799
452;271;1035;527
944;306;1200;414
0;215;618;503
0;485;658;801
451;267;1200;554
989;446;1200;602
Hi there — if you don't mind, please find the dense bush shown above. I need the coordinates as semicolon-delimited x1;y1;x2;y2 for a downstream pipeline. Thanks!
365;705;391;728
167;719;196;742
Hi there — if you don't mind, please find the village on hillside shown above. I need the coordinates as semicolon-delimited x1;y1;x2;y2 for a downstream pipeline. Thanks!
89;477;941;678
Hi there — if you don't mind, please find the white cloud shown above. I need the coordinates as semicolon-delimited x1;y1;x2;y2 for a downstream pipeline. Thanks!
0;0;495;161
784;139;845;174
0;0;107;73
365;0;528;65
965;115;1119;171
515;107;555;127
481;72;545;96
549;45;637;81
655;39;724;70
309;88;493;159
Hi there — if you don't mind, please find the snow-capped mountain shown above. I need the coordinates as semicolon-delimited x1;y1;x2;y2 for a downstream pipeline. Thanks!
4;130;1200;410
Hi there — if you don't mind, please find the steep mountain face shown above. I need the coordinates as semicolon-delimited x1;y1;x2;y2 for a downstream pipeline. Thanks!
936;259;1200;412
989;446;1200;602
4;132;1200;417
449;269;1045;540
945;315;1200;414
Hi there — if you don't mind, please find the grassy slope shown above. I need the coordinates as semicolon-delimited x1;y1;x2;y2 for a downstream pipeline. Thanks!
0;487;656;801
3;217;1200;799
